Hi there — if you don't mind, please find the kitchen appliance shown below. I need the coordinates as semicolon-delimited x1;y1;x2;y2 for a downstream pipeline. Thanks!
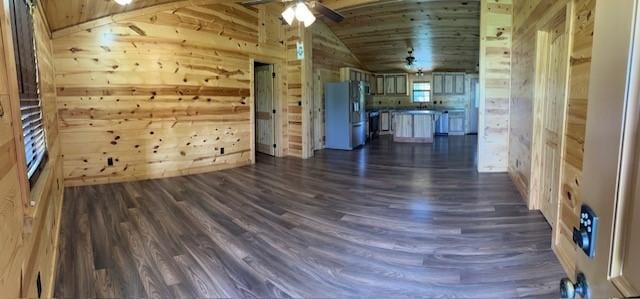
435;111;449;135
367;111;379;141
325;81;366;150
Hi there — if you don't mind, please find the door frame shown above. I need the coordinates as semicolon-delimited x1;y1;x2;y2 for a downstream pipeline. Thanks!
529;3;573;213
250;58;285;160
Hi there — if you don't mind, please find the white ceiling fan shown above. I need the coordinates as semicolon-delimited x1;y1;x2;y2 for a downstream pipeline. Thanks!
242;0;345;27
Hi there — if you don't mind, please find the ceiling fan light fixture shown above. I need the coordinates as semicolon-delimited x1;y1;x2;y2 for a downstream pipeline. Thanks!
294;2;316;27
114;0;132;6
282;5;295;25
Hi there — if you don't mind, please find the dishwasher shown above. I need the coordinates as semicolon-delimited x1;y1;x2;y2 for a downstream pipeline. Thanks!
435;111;449;135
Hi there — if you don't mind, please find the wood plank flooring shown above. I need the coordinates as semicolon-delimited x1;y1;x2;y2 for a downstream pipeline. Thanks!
54;135;565;298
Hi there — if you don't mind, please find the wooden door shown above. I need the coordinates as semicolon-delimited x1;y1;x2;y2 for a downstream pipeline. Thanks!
255;65;275;156
569;1;640;297
531;14;569;226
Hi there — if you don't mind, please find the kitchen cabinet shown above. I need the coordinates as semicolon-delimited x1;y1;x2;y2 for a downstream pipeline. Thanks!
385;77;396;94
380;111;392;133
395;75;407;94
433;72;466;95
382;74;408;95
375;75;385;94
392;111;438;143
448;110;465;135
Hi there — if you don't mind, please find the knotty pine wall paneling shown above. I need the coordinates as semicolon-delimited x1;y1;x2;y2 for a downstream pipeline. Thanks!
52;2;292;185
0;3;65;298
556;0;596;276
478;0;512;173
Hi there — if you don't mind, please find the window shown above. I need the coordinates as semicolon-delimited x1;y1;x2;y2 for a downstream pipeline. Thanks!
10;0;47;185
412;81;431;102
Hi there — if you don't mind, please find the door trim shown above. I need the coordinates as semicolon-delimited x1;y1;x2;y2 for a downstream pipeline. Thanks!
609;1;640;295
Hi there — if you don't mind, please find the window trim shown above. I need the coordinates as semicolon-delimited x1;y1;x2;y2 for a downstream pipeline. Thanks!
412;80;431;103
9;0;48;189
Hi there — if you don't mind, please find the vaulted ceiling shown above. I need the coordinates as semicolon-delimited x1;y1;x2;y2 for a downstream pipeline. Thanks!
41;0;480;72
325;0;480;72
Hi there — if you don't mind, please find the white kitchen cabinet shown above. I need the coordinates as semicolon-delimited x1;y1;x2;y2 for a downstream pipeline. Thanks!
395;114;413;138
433;72;466;95
376;75;385;94
380;111;391;132
448;111;465;135
385;77;396;94
396;75;407;95
454;75;465;94
444;75;454;94
433;74;443;94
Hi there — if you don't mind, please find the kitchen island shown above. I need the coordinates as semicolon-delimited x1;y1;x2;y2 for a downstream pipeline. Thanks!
393;110;441;143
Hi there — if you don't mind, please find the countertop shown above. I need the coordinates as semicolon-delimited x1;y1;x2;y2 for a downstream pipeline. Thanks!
392;110;442;115
367;107;464;113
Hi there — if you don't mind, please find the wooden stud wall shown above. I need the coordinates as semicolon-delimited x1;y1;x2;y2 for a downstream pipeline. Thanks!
52;2;290;185
478;0;512;172
0;3;65;298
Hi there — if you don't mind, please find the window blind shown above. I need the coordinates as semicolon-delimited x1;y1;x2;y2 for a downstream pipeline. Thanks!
10;0;47;183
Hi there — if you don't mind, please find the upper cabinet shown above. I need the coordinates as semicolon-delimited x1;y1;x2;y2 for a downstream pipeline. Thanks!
375;75;385;95
382;74;408;96
433;72;465;96
340;68;408;96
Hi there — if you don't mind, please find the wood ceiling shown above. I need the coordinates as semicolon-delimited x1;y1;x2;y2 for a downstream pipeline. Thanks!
325;0;481;72
41;0;480;72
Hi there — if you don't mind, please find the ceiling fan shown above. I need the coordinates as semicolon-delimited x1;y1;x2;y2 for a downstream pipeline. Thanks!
406;48;416;66
241;0;345;27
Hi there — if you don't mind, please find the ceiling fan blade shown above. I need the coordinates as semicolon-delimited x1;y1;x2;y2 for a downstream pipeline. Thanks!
310;2;345;23
241;0;279;6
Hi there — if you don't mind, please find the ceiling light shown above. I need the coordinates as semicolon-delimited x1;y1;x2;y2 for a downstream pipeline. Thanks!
114;0;132;5
281;5;295;26
294;2;316;27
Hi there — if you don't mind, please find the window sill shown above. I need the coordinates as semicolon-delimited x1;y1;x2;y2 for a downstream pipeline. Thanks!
23;158;55;233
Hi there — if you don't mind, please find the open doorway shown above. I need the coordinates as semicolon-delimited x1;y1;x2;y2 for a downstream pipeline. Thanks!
254;62;276;156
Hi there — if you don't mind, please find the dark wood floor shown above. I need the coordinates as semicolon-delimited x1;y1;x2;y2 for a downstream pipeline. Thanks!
54;135;565;298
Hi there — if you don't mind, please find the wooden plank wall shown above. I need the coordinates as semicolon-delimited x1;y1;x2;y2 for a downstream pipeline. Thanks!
555;0;596;275
508;0;596;275
0;4;65;298
51;2;289;185
310;21;362;150
478;0;512;172
285;24;313;158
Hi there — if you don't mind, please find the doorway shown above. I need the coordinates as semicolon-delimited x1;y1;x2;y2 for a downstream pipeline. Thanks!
255;62;276;156
530;8;571;226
